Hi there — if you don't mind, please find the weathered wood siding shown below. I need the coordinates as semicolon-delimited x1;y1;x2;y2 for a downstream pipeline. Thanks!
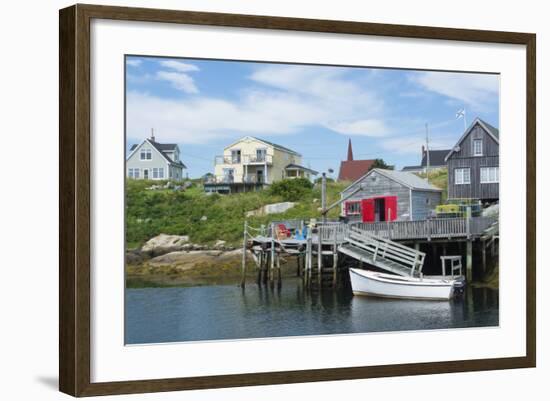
341;170;411;221
447;122;499;200
411;190;442;220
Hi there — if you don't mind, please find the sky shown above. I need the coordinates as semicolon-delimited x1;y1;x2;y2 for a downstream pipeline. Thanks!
125;55;499;179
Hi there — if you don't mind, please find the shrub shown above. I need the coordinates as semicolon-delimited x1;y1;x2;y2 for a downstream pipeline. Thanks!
268;178;313;201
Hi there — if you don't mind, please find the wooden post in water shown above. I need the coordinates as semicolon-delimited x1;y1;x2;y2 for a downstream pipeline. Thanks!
317;227;323;288
276;252;282;288
241;220;247;288
466;207;473;282
332;236;338;287
481;240;487;276
270;223;275;287
466;241;473;282
256;251;262;285
261;246;268;285
306;228;312;288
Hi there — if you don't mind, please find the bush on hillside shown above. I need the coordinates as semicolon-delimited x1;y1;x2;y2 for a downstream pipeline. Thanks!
268;178;313;201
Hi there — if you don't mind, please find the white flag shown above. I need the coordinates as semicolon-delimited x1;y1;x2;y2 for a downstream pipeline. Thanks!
456;108;465;119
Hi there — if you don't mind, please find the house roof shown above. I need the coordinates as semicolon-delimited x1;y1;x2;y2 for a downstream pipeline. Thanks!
224;136;301;156
343;168;442;193
128;139;187;168
338;159;376;182
285;163;318;175
420;149;451;167
401;165;423;172
445;118;500;161
130;142;177;152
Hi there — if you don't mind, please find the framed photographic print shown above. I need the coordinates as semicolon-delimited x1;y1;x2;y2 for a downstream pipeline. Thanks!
59;4;536;397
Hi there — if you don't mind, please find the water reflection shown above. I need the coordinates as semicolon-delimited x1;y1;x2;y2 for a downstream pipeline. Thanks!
125;279;499;345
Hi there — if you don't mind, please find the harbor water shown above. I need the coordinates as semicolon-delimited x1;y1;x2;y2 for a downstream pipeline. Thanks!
125;278;499;344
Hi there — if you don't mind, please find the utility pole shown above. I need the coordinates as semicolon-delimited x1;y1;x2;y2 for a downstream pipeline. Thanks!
425;123;430;183
321;172;327;223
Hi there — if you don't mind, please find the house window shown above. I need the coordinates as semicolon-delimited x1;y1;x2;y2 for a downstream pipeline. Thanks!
140;148;152;160
346;201;361;215
256;148;266;162
231;150;241;164
151;168;164;179
223;168;235;182
455;168;471;185
480;166;499;183
473;139;483;156
128;168;140;179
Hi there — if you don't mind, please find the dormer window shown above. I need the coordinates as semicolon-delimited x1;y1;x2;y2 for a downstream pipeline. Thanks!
140;148;152;160
473;139;483;156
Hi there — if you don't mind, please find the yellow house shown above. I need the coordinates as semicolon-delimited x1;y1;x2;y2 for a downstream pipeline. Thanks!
205;136;317;193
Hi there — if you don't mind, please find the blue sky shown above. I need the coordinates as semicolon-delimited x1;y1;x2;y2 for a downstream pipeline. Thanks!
126;56;499;179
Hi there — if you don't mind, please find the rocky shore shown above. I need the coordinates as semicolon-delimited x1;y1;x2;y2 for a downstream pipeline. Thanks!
126;234;295;287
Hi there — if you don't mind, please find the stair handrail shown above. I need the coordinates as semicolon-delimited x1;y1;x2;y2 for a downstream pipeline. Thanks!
345;226;426;275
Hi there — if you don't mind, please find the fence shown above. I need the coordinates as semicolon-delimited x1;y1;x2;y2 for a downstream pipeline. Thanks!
353;216;497;240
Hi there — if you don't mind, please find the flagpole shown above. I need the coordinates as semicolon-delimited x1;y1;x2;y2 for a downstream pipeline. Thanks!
425;122;430;183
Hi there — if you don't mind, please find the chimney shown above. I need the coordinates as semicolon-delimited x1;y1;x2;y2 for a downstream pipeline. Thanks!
150;128;155;142
347;139;354;161
422;145;425;155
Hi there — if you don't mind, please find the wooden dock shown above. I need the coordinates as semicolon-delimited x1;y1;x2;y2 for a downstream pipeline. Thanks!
242;216;498;289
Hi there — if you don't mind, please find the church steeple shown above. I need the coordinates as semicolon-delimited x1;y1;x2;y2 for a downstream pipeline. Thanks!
347;139;354;161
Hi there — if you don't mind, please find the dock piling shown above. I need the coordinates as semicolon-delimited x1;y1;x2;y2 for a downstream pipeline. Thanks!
466;240;473;282
241;220;247;288
270;223;275;287
317;228;323;287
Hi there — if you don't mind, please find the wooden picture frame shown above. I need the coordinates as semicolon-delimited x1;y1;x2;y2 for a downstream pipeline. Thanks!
59;3;536;397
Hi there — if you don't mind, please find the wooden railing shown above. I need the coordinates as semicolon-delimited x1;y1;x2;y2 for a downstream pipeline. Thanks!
319;223;348;242
347;226;426;275
259;216;498;243
353;216;497;240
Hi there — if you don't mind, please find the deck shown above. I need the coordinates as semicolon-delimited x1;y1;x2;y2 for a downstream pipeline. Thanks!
243;216;498;288
319;217;497;242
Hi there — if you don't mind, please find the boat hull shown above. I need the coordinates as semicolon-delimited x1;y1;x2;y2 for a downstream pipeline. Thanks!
349;268;455;301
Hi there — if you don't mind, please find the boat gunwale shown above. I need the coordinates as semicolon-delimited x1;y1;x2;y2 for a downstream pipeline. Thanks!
349;268;456;288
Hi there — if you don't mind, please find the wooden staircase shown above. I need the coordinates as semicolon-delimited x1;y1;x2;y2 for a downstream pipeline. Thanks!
339;226;426;277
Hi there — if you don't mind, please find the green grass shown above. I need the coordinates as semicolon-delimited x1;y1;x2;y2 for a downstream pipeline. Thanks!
126;179;348;249
416;169;448;202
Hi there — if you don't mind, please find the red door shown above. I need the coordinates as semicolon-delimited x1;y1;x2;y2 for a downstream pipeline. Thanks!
361;199;375;222
384;196;397;221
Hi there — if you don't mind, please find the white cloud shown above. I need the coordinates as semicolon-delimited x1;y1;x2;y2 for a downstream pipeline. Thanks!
127;65;390;144
126;59;142;67
379;133;457;155
410;71;499;110
153;60;201;94
326;119;388;137
158;60;199;73
156;71;199;94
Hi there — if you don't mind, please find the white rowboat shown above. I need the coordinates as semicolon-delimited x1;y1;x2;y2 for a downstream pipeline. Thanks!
349;268;456;301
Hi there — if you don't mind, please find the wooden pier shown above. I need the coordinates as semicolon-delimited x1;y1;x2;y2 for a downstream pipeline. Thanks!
242;215;498;289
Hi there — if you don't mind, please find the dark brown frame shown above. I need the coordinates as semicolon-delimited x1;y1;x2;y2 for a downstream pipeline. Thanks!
59;3;536;397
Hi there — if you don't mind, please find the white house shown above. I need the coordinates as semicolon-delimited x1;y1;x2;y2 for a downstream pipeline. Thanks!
126;133;186;181
204;136;317;193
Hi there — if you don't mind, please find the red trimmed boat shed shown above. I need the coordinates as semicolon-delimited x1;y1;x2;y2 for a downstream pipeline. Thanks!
340;169;442;222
